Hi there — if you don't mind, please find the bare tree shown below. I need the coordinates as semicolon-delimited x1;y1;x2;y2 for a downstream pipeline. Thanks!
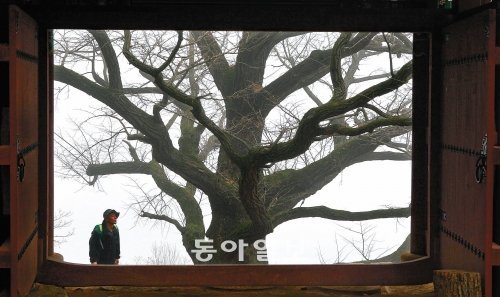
339;222;395;262
134;241;192;265
54;30;413;264
317;234;350;264
53;209;74;247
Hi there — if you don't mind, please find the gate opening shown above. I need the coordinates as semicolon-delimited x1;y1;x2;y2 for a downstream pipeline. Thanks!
52;30;415;266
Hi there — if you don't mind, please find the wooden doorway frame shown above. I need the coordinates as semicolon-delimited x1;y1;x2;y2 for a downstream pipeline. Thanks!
2;1;456;292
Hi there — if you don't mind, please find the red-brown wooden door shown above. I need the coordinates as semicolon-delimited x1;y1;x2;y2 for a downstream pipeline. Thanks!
438;7;497;296
8;6;39;297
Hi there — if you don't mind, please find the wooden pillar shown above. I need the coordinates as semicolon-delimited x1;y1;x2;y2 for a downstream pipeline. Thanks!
411;32;430;257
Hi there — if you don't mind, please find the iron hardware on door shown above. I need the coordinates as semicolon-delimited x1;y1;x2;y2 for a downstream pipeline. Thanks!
16;137;38;182
17;154;25;182
475;134;487;184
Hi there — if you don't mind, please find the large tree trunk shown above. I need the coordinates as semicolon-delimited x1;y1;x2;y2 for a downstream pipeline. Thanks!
189;217;268;264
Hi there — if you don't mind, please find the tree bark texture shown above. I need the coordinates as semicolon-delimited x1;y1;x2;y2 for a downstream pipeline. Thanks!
30;283;436;297
433;270;481;297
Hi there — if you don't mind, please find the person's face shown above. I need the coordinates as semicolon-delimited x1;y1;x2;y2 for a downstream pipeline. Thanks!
106;213;118;224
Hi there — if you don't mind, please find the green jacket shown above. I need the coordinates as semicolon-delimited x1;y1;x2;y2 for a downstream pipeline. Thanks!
89;222;120;264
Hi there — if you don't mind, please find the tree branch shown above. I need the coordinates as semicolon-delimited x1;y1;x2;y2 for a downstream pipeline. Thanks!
394;33;413;53
272;205;411;226
303;86;323;106
140;211;185;233
355;151;411;162
86;161;151;176
122;87;162;94
364;45;412;55
318;116;411;137
233;32;304;92
264;127;410;215
90;47;109;87
55;64;231;200
86;159;205;237
263;33;377;113
330;32;351;101
157;30;184;74
54;65;166;141
123;30;249;164
382;33;394;77
88;30;123;89
351;73;391;84
190;31;232;97
253;60;413;166
123;140;140;161
128;133;152;144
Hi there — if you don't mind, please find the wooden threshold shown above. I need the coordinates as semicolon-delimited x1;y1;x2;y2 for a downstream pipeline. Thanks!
38;257;434;287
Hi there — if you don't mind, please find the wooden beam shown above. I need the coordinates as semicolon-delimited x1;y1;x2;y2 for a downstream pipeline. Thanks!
38;257;434;287
24;6;440;32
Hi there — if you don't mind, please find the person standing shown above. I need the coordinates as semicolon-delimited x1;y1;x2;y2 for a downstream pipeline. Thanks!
89;209;121;265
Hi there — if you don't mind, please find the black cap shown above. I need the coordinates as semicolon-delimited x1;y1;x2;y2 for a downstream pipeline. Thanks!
103;209;120;218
